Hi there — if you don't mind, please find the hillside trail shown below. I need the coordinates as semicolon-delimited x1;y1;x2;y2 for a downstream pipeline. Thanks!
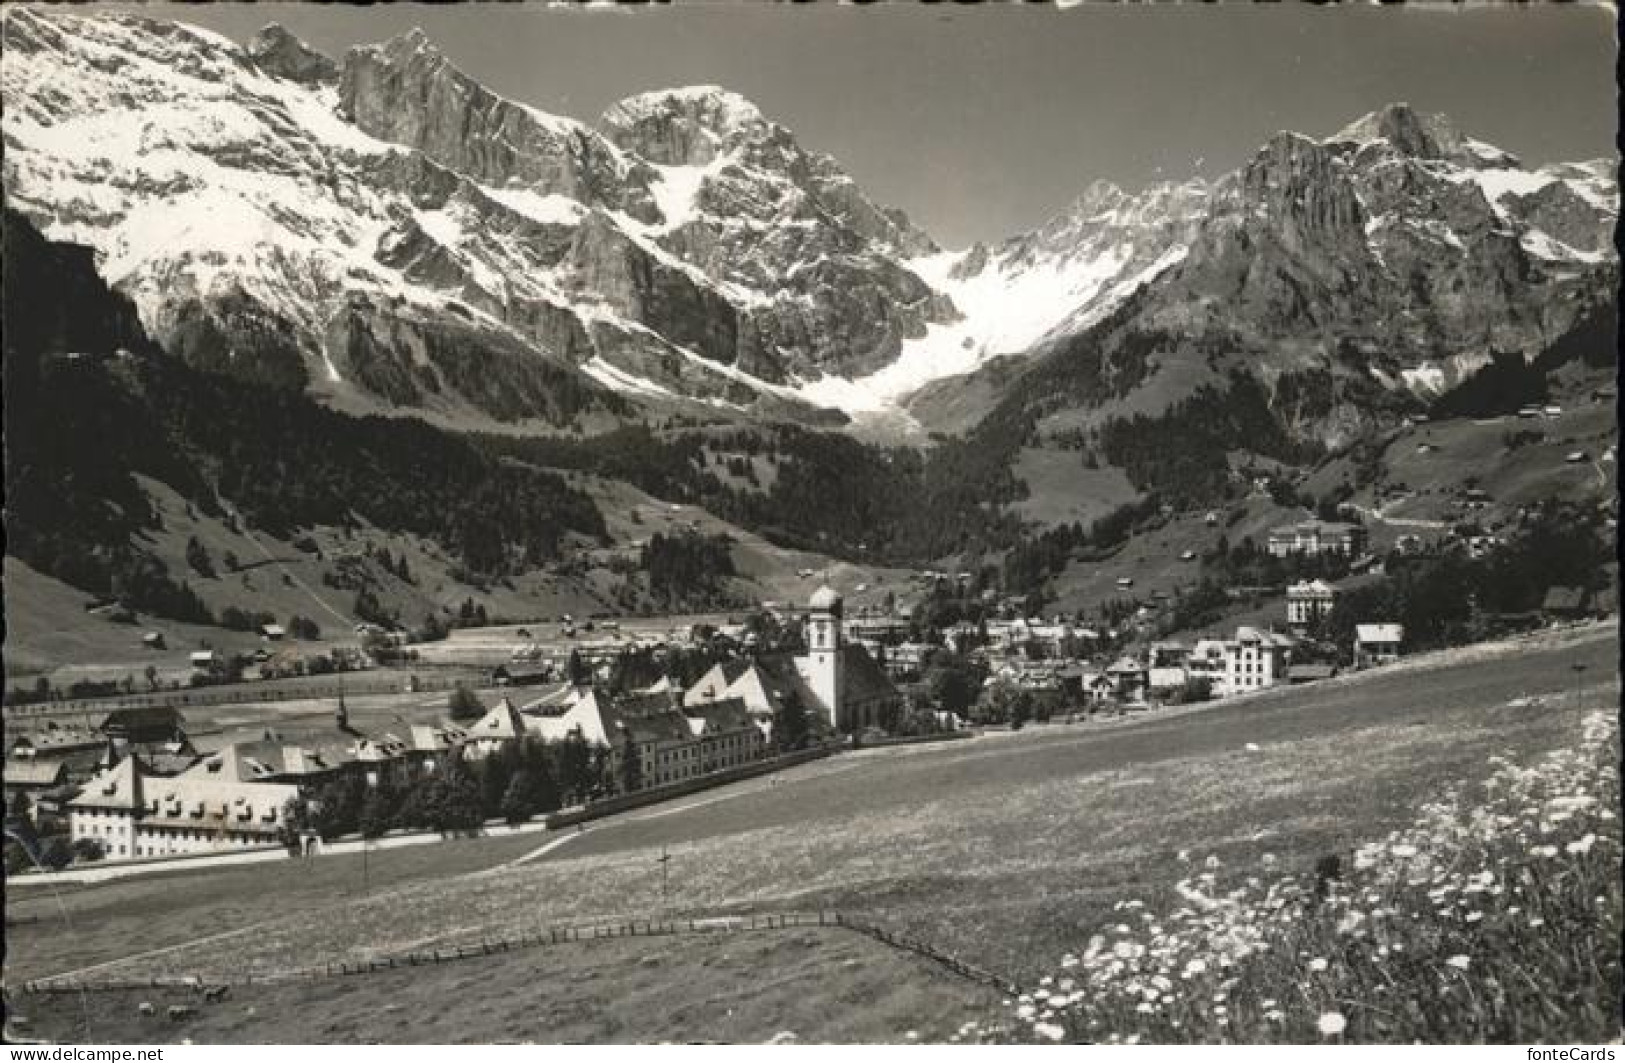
218;498;353;629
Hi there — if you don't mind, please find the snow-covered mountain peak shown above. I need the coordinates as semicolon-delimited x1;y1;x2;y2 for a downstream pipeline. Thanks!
1328;101;1468;161
245;23;338;85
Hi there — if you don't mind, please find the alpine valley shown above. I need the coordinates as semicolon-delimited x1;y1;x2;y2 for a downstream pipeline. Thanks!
3;9;1618;676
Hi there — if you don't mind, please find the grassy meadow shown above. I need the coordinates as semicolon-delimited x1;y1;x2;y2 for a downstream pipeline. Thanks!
6;622;1618;1043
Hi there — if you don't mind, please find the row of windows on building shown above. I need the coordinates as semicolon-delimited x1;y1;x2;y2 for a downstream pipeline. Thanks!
72;819;270;858
644;733;761;788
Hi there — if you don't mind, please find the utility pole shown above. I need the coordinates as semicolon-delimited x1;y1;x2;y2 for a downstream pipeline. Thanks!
657;845;671;916
1572;662;1588;714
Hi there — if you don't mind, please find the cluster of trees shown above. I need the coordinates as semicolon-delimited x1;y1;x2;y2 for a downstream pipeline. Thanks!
641;531;736;603
5;214;610;621
363;542;416;585
3;795;105;873
1317;502;1611;657
219;605;277;633
1200;533;1356;589
185;536;215;578
283;738;615;842
447;682;486;722
1099;372;1322;510
973;677;1068;728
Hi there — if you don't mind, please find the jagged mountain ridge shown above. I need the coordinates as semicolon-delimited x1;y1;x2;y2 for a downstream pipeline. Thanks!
2;9;1617;439
0;10;954;428
906;103;1617;448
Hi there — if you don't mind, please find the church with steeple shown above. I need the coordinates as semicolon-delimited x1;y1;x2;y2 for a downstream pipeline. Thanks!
684;585;901;735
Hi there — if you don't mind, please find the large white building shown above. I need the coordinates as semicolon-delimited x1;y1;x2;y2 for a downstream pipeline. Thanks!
464;686;767;791
67;746;303;861
1268;521;1366;559
1190;627;1295;698
1286;579;1338;631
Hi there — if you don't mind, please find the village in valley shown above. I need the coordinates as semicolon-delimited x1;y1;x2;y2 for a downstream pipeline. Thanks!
5;501;1612;869
2;2;1619;1048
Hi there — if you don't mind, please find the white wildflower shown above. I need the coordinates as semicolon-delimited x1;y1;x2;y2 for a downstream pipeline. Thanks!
1317;1012;1347;1036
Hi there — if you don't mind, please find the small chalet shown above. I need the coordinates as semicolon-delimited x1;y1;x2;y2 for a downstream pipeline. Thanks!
492;662;553;688
1541;586;1589;620
1287;663;1338;685
1353;624;1404;668
98;706;188;745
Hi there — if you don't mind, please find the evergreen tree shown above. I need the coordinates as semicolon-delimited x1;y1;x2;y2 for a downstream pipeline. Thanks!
478;752;513;819
423;758;484;833
358;786;394;839
184;536;215;578
447;682;485;722
773;690;812;752
567;649;589;686
618;727;643;795
501;769;538;825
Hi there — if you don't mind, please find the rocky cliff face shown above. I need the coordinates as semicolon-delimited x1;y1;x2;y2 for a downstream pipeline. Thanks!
0;10;958;427
1036;104;1619;448
2;12;1615;440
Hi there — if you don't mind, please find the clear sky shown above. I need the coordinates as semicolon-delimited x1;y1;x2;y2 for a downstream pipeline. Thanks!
89;1;1619;248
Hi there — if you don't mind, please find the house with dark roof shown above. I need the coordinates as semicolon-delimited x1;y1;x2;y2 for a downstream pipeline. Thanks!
4;757;69;809
1287;663;1339;684
492;662;554;687
97;705;187;745
1541;586;1590;619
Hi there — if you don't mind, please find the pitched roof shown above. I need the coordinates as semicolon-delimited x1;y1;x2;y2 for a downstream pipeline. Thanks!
409;724;467;753
1542;586;1588;611
1269;520;1361;538
97;705;186;736
135;750;202;777
839;644;898;704
4;757;68;787
682;660;752;706
683;697;755;736
350;733;410;762
190;742;335;782
1355;623;1404;643
614;706;694;746
121;755;301;832
809;585;843;610
467;697;528;742
12;728;103;754
616;690;683;718
67;756;144;811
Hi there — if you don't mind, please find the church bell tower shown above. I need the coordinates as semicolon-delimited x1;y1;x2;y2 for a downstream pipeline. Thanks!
805;585;844;728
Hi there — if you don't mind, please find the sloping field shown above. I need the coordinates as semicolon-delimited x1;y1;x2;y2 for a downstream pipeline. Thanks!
15;928;1000;1045
6;622;1616;1042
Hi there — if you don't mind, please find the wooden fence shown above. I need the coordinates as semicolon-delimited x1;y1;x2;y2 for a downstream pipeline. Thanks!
3;669;491;720
19;910;1021;999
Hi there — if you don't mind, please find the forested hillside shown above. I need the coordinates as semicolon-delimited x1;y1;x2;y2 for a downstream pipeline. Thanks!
4;211;606;623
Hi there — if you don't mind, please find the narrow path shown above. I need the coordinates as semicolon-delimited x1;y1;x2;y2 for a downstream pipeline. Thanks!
223;500;353;629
